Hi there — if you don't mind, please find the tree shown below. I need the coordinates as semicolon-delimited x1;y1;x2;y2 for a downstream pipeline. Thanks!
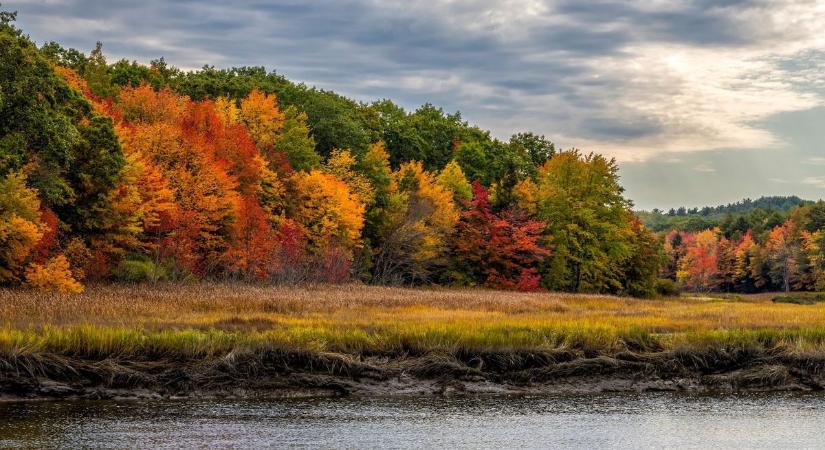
378;103;473;170
717;236;736;291
620;218;664;298
765;220;799;292
0;172;44;283
274;105;320;171
535;151;633;292
239;88;284;150
512;178;539;215
452;182;549;290
226;196;281;280
287;170;365;254
372;161;459;284
733;231;756;291
82;42;115;99
436;160;472;206
677;229;720;293
358;141;394;248
510;132;555;168
324;149;374;206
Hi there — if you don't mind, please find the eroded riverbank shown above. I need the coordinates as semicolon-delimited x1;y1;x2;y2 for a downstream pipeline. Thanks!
4;347;825;401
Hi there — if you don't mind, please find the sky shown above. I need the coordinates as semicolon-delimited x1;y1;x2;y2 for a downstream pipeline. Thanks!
6;0;825;210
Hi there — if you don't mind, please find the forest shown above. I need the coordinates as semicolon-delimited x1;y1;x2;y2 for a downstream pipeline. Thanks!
1;9;823;297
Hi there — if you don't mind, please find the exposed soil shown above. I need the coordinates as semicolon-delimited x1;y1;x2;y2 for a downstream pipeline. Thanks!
3;348;825;401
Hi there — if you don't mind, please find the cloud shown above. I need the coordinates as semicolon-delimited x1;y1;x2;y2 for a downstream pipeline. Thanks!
693;163;716;173
802;176;825;189
806;156;825;166
5;0;825;163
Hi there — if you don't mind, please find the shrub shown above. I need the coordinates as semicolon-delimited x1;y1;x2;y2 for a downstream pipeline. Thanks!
114;258;169;283
24;255;84;294
654;278;680;297
772;293;825;305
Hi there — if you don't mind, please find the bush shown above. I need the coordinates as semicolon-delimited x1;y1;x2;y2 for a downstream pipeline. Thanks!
114;258;168;283
655;279;680;297
772;293;825;305
24;255;84;294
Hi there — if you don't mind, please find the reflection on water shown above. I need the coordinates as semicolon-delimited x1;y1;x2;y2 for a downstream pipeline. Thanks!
1;392;823;449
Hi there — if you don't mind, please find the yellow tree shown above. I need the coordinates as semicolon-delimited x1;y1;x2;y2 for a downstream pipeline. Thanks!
372;161;459;284
512;177;539;215
324;148;374;206
107;131;178;252
214;96;240;125
239;89;284;150
287;170;365;254
436;160;472;206
0;172;45;283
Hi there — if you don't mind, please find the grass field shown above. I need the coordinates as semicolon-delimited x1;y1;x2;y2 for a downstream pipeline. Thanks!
2;284;825;359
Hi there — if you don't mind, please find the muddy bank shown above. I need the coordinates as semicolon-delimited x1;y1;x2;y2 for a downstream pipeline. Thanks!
2;348;825;401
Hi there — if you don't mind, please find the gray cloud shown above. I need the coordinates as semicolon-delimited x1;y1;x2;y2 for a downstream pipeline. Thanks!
5;0;825;207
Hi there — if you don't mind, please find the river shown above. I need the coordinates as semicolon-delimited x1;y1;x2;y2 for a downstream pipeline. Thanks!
1;392;823;449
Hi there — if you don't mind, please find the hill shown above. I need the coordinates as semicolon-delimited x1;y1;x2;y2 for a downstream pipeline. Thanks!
638;196;813;232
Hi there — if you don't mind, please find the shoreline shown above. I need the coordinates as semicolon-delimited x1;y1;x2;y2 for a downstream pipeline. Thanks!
3;349;825;401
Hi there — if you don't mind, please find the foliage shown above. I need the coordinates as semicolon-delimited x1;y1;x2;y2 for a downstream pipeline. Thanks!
372;161;459;284
0;172;44;282
0;22;124;236
535;151;634;293
287;169;365;253
275;105;320;171
24;255;84;294
113;257;169;283
239;88;284;150
436;160;473;206
451;182;549;291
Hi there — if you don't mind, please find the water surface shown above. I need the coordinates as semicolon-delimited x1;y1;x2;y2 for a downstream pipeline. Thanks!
1;393;823;449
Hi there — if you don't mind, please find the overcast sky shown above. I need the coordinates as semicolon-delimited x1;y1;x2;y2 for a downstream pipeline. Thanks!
7;0;825;209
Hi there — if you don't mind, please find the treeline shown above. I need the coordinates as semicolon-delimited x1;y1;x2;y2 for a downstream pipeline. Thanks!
0;12;662;296
662;202;825;293
639;196;810;232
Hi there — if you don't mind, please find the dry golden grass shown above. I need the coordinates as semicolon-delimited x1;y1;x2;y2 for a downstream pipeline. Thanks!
2;283;825;356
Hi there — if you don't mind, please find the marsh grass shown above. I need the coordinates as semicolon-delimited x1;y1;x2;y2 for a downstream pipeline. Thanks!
2;283;825;359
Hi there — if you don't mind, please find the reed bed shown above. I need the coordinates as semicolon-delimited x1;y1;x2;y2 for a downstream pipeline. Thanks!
2;284;825;358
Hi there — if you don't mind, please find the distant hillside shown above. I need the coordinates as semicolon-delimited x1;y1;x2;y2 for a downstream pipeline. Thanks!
638;196;814;233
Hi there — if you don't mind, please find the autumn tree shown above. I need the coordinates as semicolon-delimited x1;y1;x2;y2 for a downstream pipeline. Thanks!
25;254;84;294
239;89;284;150
436;160;472;206
452;182;549;291
535;151;633;293
226;196;282;280
324;149;374;206
677;229;720;293
0;172;44;283
372;161;459;284
765;220;800;292
287;170;365;255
